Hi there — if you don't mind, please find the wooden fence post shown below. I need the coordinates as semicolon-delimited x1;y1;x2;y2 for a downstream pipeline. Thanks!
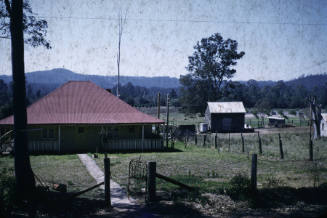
104;155;111;208
251;154;257;191
184;136;187;149
228;132;231;152
257;132;262;154
203;134;206;147
194;134;197;145
241;133;245;153
214;133;218;149
147;161;156;202
309;138;313;161
278;133;284;159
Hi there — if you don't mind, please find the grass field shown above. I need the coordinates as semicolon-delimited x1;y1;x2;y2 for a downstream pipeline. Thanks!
93;130;327;191
0;154;99;198
1;127;327;217
89;131;327;216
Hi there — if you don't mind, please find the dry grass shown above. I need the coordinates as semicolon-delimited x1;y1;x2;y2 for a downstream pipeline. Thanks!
0;154;98;197
93;130;327;191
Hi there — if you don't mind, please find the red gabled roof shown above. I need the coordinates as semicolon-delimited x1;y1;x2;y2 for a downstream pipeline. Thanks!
0;81;164;125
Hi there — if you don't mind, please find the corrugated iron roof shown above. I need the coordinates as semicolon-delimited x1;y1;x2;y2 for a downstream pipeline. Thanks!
268;116;285;120
322;113;327;121
207;102;246;113
0;81;164;125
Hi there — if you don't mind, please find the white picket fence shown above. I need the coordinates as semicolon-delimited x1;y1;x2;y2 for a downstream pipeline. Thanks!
103;138;164;151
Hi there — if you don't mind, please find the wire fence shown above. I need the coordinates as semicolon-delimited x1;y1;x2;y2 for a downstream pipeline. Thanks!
183;132;327;161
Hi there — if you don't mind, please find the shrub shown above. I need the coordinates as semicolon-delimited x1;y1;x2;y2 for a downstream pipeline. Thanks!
0;168;17;217
262;174;285;188
309;161;322;188
227;173;251;200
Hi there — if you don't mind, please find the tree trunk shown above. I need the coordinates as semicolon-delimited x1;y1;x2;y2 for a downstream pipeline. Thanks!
310;97;322;139
10;0;35;197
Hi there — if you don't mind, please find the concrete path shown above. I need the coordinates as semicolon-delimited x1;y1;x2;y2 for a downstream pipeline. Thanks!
77;154;136;209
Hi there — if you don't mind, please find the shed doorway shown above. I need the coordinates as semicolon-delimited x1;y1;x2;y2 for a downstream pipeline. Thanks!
222;118;232;131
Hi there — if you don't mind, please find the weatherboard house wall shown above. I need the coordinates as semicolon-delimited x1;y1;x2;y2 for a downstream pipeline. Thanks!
0;81;164;153
205;102;246;133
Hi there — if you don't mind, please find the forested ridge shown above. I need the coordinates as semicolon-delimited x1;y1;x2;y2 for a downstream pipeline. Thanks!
0;73;326;119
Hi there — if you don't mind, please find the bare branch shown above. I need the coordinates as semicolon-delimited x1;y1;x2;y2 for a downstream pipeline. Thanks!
4;0;11;16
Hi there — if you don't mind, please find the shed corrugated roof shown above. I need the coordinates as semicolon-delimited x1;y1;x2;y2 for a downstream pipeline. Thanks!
268;116;285;120
207;102;246;113
0;81;164;125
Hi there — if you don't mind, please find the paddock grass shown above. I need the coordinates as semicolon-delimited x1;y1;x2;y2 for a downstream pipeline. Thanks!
93;131;327;195
0;154;98;198
245;117;310;128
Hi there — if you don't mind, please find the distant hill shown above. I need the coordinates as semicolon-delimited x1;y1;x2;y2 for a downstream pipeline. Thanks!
239;74;327;89
0;68;326;91
0;68;180;89
286;74;327;89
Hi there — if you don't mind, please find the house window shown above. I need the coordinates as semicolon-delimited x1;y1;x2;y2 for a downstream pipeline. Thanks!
42;128;55;138
78;127;84;133
49;128;54;138
42;128;48;138
129;127;135;133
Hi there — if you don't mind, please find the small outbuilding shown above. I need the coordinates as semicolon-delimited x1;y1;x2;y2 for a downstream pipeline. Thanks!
268;116;285;128
321;113;327;137
205;102;246;133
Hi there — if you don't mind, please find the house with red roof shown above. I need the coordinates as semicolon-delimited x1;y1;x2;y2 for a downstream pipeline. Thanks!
0;81;164;153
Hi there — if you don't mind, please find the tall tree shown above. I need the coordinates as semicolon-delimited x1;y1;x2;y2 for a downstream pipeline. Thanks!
180;33;245;113
309;96;322;139
1;0;50;48
2;0;50;199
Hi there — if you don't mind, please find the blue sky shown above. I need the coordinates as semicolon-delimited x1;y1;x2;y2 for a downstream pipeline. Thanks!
0;0;327;81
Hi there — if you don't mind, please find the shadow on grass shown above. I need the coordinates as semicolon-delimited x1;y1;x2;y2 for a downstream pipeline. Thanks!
12;190;205;218
225;183;327;210
247;185;327;208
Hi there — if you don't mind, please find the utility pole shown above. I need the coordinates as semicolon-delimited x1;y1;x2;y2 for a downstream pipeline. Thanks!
309;100;313;161
157;92;160;134
166;94;169;148
116;9;128;98
157;92;161;119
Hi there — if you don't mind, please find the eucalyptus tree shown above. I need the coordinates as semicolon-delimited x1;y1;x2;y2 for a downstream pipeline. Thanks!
180;33;245;113
1;0;50;199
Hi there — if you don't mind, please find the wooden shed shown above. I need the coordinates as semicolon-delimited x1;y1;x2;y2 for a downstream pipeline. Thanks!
205;102;246;133
0;81;164;154
268;116;285;128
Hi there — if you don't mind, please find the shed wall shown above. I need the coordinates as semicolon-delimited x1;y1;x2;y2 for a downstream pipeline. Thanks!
210;113;244;133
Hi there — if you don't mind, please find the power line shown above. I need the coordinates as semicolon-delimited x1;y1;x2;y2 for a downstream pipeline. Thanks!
35;15;327;26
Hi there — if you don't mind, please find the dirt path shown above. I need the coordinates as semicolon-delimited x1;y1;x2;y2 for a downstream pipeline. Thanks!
77;154;137;209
